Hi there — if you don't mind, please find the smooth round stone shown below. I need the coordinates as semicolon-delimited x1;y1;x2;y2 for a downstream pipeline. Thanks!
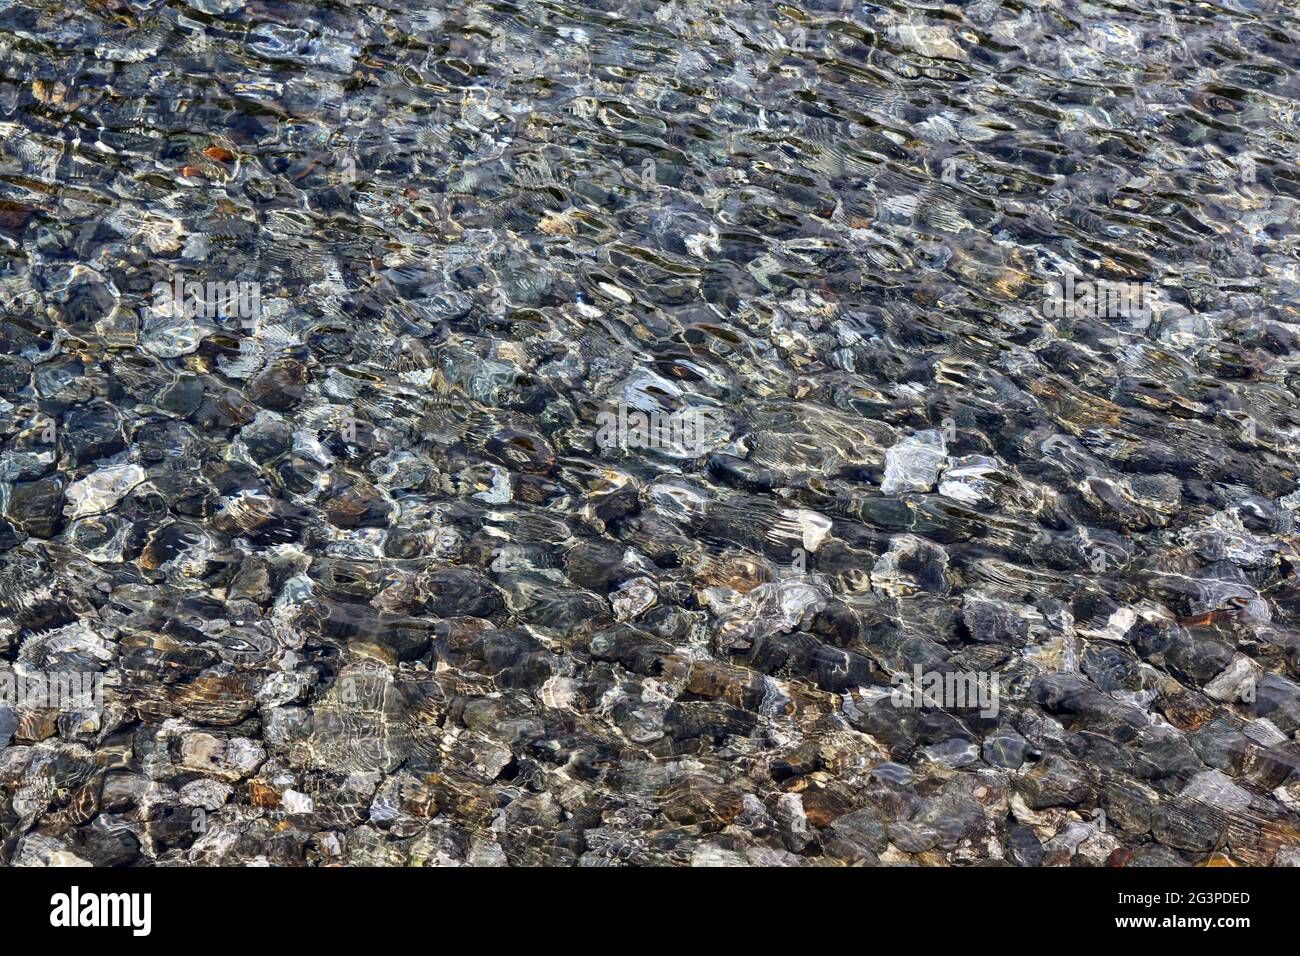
922;737;980;768
870;762;914;786
983;730;1029;768
888;821;941;853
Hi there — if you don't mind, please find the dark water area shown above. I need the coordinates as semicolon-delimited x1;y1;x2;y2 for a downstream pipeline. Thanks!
1;0;1299;866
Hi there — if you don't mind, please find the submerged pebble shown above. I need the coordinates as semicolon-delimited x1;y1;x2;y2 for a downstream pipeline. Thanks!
1;0;1299;868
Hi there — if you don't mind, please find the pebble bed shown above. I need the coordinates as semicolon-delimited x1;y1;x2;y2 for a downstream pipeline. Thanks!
1;0;1299;866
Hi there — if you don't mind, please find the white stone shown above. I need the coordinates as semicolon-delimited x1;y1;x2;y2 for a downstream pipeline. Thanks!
64;463;146;518
881;430;947;494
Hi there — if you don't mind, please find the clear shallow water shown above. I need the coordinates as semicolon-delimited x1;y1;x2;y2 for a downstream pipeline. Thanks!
1;0;1299;866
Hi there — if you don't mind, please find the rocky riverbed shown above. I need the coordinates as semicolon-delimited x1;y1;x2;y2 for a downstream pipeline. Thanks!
1;0;1299;866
